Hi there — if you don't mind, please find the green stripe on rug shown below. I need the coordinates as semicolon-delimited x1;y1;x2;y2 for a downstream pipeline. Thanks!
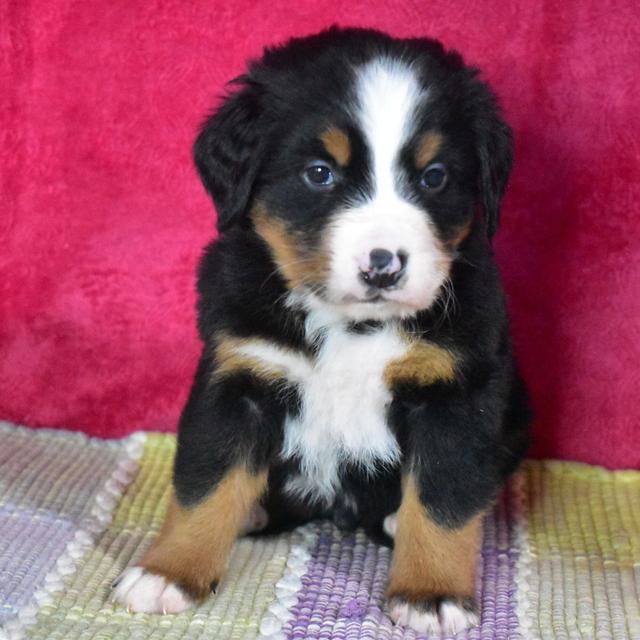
14;433;310;640
517;460;640;639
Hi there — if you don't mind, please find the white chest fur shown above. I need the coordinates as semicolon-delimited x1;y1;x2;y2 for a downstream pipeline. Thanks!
281;318;406;504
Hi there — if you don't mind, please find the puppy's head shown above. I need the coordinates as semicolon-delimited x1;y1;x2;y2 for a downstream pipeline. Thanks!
195;28;512;321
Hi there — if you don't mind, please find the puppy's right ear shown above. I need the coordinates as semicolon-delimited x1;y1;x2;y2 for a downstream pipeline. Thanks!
194;79;265;231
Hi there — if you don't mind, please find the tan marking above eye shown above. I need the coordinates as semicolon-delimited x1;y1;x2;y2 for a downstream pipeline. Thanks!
320;126;351;166
415;131;443;169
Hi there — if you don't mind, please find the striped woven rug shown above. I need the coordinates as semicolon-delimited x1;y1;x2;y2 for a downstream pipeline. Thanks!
1;422;639;639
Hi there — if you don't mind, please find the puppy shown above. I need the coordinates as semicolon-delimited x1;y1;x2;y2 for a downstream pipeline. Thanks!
113;27;531;634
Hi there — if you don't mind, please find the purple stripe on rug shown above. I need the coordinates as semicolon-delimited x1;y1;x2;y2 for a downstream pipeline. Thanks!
0;507;75;624
283;482;522;640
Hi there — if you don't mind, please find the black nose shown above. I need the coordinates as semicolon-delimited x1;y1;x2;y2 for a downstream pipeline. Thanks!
369;248;394;271
360;248;407;289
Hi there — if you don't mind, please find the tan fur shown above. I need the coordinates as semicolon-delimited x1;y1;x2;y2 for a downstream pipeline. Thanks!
139;467;268;599
385;339;457;388
320;126;351;166
415;131;443;169
388;474;482;602
448;222;472;248
214;332;287;382
252;205;329;289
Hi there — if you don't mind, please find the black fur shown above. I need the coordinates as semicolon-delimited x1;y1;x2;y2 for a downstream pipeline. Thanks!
178;27;530;539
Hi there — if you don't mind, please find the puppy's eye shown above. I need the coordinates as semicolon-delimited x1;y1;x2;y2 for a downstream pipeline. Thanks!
302;162;335;189
420;163;447;191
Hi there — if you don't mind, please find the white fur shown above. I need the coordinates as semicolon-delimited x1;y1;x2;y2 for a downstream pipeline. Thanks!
341;491;359;515
281;308;404;503
440;601;480;635
323;57;448;320
111;567;194;614
389;598;479;634
356;58;424;202
297;291;418;323
383;511;398;538
232;339;312;383
283;473;323;503
241;503;269;534
389;600;440;634
239;300;404;504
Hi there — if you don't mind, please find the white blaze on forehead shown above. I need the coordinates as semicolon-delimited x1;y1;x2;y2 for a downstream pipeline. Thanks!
355;57;425;197
317;56;447;320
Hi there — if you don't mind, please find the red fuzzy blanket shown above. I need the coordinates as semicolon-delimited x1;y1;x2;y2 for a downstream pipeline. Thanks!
1;1;638;468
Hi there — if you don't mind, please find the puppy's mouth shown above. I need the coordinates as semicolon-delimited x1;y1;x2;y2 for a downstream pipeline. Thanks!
341;292;394;305
299;285;442;323
359;273;412;303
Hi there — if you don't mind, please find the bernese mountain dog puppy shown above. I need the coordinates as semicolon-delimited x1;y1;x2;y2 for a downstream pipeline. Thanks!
113;27;531;634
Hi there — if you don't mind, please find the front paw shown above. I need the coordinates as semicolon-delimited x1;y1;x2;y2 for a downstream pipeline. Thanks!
111;566;196;614
388;595;479;635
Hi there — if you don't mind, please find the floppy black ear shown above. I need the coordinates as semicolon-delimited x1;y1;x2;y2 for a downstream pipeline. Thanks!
194;79;265;231
473;83;513;239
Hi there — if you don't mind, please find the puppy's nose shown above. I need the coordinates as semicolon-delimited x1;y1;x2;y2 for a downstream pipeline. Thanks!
359;248;407;289
369;248;394;271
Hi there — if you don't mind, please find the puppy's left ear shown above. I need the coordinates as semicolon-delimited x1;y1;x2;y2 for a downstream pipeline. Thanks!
194;78;266;232
472;80;513;239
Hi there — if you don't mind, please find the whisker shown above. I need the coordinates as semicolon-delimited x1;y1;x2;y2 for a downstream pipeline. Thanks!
429;275;458;330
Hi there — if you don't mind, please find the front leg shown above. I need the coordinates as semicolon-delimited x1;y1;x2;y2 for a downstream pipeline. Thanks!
387;473;482;634
386;382;523;634
112;352;286;613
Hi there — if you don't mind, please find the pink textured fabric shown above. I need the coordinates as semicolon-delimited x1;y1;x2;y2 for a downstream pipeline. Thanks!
1;1;639;468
